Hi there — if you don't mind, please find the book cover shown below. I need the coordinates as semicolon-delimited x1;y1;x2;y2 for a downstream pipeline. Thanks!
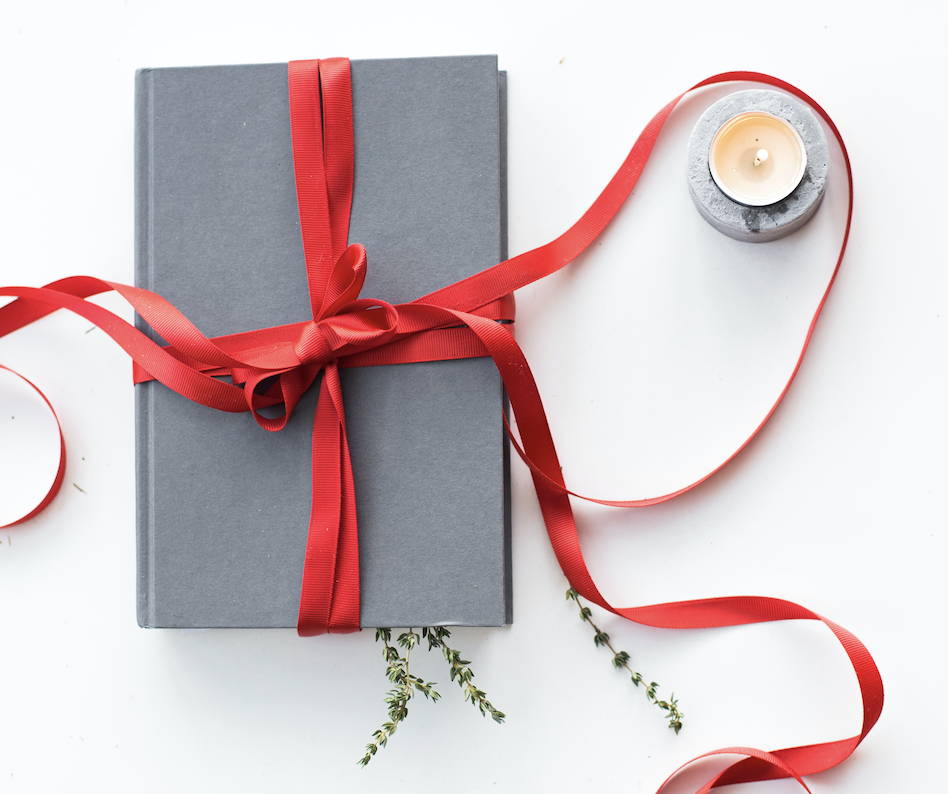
135;56;510;628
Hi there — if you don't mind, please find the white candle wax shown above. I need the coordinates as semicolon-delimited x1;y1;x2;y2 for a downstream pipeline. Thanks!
708;111;807;206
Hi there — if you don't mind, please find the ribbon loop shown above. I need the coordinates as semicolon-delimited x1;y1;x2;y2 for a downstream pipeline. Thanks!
318;243;369;319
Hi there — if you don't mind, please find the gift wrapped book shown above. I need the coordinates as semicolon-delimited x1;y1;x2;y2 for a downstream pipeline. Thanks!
135;56;511;629
0;57;883;791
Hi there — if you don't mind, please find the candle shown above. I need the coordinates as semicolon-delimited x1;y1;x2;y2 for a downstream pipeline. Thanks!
709;111;807;206
686;89;829;242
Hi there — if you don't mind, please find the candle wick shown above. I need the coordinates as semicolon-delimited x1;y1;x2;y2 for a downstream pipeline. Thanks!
753;148;769;167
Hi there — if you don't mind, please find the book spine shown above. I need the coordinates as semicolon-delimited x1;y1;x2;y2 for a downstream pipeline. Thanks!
134;68;156;628
498;70;512;625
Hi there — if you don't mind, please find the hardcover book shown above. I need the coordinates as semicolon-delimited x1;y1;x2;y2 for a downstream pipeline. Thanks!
135;56;510;628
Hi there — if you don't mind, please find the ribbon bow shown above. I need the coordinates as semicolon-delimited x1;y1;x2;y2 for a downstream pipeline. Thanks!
0;60;882;792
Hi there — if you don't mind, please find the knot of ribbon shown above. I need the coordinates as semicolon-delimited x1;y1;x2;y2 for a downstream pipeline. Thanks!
0;59;883;792
231;243;399;429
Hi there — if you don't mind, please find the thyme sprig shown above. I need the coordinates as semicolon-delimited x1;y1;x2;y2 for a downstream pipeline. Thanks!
359;626;504;766
422;626;506;723
566;588;684;733
358;628;441;766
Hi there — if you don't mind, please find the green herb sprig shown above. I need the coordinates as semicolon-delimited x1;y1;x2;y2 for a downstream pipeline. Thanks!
566;588;684;733
358;629;441;766
422;626;506;724
358;626;504;766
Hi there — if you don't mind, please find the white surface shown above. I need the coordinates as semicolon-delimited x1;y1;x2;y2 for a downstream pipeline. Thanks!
0;2;944;792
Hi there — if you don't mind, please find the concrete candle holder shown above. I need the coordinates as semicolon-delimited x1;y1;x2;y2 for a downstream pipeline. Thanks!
687;89;829;242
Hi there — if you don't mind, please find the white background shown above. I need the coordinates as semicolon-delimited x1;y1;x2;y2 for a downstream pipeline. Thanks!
0;1;944;792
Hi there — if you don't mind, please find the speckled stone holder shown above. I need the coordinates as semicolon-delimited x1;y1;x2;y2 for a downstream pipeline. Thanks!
687;89;829;242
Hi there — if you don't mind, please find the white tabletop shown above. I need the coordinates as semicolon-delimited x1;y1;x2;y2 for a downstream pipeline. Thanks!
1;2;942;791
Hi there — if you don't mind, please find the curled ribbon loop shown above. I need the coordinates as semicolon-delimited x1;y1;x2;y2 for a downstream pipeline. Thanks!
0;61;881;791
0;365;67;529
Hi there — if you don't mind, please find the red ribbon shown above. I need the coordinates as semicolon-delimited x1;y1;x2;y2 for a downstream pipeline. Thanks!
0;60;881;791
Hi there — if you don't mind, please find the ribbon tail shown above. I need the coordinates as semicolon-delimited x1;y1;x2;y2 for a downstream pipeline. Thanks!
328;415;360;632
657;747;813;793
0;283;252;413
392;303;882;792
297;363;360;635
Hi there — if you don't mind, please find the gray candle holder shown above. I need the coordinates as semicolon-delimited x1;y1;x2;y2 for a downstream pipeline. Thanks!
687;89;829;242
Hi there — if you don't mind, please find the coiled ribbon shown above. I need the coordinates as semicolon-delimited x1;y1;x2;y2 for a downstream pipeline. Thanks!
0;60;881;791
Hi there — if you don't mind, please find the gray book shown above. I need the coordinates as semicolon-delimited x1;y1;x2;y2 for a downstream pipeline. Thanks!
135;56;510;628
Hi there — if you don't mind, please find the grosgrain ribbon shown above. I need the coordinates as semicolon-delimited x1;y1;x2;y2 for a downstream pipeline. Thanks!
0;365;66;528
0;61;881;790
